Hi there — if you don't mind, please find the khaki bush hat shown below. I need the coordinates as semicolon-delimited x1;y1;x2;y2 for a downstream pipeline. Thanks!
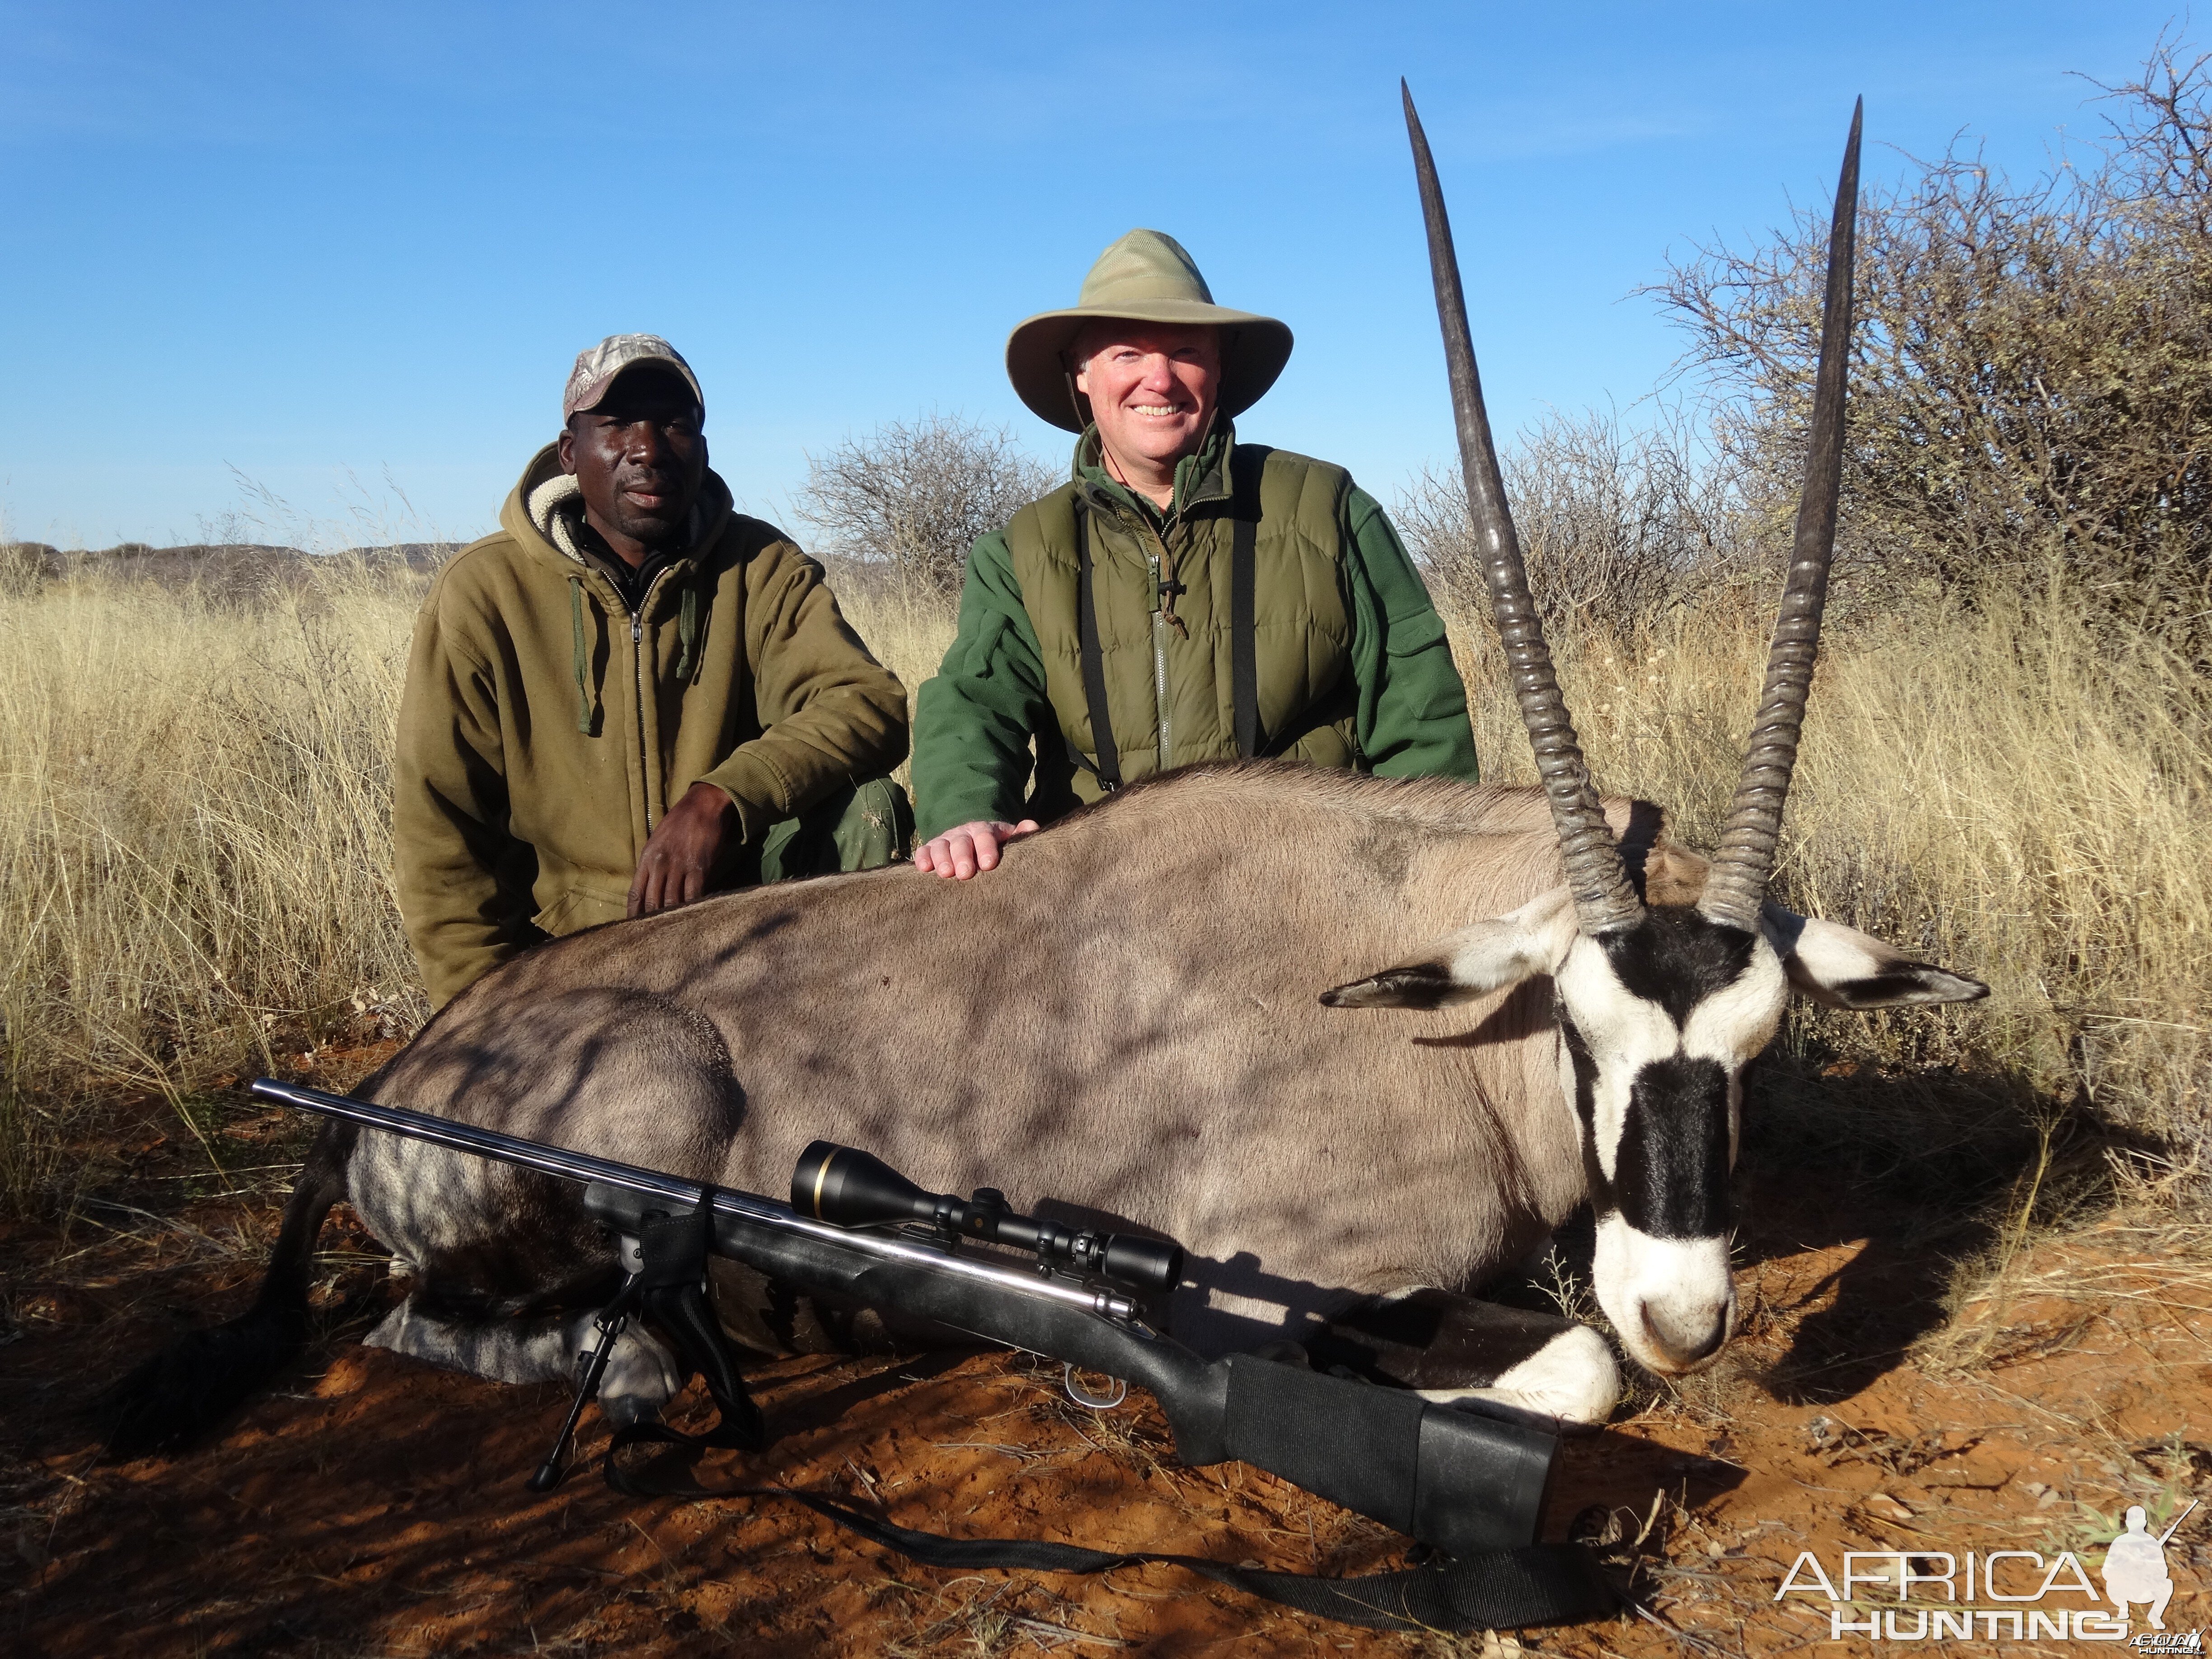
1005;230;1293;432
563;333;705;422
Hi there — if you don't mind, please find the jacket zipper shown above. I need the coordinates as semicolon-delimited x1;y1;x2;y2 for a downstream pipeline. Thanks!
1143;508;1186;773
1104;481;1194;777
632;571;674;835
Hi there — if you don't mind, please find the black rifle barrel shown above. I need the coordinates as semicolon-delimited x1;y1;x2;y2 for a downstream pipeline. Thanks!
248;1078;1143;1322
251;1077;1560;1558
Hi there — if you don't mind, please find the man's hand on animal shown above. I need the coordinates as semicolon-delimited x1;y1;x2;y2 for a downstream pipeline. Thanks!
913;817;1040;879
629;782;741;915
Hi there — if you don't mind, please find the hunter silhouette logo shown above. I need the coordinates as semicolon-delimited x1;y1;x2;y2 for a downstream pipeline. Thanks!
2109;1499;2196;1640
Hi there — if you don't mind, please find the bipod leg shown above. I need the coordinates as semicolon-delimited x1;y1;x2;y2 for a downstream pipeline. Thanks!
530;1268;643;1492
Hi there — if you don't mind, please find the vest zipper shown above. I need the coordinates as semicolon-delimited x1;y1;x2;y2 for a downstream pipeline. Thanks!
1147;544;1171;771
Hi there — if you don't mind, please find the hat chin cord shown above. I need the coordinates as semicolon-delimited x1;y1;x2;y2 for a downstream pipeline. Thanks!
1061;362;1092;431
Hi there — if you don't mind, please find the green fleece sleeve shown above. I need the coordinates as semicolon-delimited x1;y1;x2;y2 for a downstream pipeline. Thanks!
1342;486;1480;781
699;540;911;842
392;574;539;1008
911;530;1054;841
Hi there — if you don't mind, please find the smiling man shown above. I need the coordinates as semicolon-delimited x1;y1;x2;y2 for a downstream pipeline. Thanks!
394;334;910;1006
911;230;1478;877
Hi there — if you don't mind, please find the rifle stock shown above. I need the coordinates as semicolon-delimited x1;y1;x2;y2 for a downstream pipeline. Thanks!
256;1078;1558;1558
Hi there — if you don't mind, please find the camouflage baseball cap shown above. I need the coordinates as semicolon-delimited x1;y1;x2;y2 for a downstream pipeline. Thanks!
562;334;704;422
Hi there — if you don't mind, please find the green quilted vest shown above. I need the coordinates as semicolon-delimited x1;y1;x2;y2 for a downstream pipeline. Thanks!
1003;442;1359;809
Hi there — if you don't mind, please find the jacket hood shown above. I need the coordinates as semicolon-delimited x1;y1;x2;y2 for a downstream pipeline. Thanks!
498;442;736;572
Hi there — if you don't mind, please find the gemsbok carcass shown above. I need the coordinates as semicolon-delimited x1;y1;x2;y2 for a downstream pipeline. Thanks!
109;95;1982;1458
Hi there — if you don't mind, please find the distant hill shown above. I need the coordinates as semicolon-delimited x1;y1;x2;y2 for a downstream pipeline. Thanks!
0;540;463;597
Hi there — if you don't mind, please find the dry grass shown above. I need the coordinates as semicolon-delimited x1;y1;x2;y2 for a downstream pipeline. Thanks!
836;581;957;792
0;549;2204;1220
0;556;426;1209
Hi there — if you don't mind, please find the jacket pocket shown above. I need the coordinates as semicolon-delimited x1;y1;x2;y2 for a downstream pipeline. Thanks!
531;884;627;937
1383;607;1450;658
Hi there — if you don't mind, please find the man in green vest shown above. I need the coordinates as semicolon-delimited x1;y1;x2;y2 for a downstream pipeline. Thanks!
911;229;1478;877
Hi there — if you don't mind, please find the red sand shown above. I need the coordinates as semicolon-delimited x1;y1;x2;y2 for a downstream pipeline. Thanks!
6;1082;2207;1655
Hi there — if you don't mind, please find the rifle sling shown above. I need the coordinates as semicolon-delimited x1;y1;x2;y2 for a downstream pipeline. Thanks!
600;1467;1612;1632
596;1205;764;1482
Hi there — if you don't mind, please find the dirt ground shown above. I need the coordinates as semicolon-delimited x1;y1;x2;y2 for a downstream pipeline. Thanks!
5;1052;2208;1656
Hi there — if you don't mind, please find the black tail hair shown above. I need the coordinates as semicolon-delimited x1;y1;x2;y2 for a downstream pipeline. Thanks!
103;1120;356;1457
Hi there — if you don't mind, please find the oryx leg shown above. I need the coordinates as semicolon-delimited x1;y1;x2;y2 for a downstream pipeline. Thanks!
1304;1287;1619;1430
345;987;745;1422
365;1299;685;1427
706;1256;966;1358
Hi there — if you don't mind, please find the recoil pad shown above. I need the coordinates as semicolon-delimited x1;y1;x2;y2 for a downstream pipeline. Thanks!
1219;1354;1555;1556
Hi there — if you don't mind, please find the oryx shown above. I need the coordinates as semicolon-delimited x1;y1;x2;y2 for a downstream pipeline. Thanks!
109;95;1981;1458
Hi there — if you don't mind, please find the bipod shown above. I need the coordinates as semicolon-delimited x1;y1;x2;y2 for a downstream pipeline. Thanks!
530;1200;767;1495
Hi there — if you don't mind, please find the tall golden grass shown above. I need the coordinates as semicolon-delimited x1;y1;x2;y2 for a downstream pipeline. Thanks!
0;553;2203;1214
0;557;423;1204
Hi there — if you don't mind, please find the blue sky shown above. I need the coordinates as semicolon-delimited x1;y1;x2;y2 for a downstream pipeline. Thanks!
0;1;2192;549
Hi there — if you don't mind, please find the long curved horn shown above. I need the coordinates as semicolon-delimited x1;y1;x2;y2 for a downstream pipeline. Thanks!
1403;82;1643;936
1698;100;1863;933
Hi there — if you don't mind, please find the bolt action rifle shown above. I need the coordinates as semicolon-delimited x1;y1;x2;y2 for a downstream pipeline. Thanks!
252;1078;1612;1632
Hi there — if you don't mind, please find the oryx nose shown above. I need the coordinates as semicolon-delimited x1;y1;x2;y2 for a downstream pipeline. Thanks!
1640;1300;1730;1372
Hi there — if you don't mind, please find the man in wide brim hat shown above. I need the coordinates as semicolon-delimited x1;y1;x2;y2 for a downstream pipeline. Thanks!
911;229;1479;876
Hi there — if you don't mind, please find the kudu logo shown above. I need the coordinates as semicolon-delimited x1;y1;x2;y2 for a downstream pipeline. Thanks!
1771;1497;2198;1645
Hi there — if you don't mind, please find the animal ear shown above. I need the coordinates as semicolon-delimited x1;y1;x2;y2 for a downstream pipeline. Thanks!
1321;888;1577;1011
1760;905;1989;1010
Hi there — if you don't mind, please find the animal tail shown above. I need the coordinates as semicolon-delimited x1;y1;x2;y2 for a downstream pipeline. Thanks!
103;1119;356;1457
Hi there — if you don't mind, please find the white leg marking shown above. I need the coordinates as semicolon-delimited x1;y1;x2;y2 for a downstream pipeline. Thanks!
363;1299;683;1422
1417;1324;1620;1430
589;1312;685;1428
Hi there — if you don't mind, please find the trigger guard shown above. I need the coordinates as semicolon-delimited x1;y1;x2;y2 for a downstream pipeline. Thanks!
1062;1363;1127;1411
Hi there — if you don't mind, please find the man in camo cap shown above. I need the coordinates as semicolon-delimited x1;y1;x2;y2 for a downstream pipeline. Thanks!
393;334;911;1006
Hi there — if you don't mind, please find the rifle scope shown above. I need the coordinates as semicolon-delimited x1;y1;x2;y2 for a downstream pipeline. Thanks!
792;1142;1184;1295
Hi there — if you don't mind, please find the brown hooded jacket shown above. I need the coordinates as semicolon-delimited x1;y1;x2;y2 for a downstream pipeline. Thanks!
394;444;908;1005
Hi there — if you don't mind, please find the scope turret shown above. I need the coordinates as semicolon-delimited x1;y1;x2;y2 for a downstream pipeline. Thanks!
791;1142;1184;1294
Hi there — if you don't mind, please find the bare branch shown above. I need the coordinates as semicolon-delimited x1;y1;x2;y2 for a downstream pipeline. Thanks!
794;414;1059;599
1649;37;2212;643
1396;405;1750;633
